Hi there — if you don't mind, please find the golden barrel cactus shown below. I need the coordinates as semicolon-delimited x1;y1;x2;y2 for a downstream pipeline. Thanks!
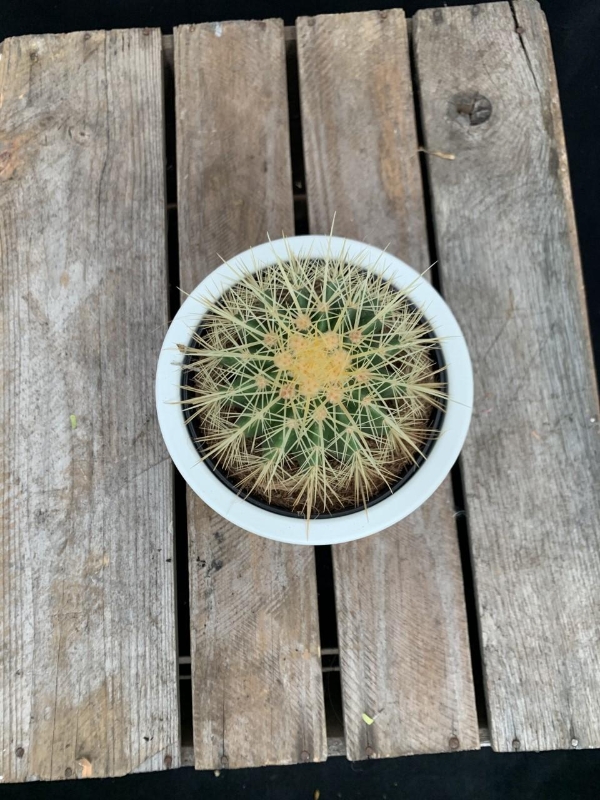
180;242;445;519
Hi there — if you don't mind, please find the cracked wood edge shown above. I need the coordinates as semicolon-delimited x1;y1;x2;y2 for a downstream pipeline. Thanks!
173;20;327;770
297;8;479;761
414;0;600;751
0;29;179;782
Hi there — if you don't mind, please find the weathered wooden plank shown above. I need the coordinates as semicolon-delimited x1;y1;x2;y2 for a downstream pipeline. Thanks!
297;10;479;760
174;20;327;769
414;0;600;752
0;30;179;782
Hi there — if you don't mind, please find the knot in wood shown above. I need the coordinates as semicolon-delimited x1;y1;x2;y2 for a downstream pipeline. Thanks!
365;745;375;757
449;735;460;750
15;746;25;758
68;126;93;145
300;749;311;762
451;92;492;126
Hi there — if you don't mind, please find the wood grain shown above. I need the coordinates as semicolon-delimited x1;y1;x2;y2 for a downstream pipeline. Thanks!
414;0;600;752
174;20;327;769
0;30;179;782
297;10;479;760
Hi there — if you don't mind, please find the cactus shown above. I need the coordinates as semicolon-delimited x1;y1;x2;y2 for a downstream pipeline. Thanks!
180;241;446;519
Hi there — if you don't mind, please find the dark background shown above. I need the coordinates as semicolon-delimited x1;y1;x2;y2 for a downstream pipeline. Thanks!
1;0;599;798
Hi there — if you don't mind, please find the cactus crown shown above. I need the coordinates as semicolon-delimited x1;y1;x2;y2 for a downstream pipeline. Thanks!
181;242;445;519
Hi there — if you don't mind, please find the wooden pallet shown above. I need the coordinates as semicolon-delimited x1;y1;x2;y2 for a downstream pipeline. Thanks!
1;0;599;782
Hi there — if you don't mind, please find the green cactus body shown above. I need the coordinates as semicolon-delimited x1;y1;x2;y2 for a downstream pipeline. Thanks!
181;245;446;519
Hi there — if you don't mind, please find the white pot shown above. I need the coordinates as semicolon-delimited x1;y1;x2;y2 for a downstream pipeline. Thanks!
156;236;472;545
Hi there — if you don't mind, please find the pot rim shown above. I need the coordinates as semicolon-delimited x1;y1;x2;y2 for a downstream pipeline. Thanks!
156;235;473;545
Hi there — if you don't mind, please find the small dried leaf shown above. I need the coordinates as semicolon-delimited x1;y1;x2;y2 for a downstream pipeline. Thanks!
70;414;77;430
362;712;374;725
